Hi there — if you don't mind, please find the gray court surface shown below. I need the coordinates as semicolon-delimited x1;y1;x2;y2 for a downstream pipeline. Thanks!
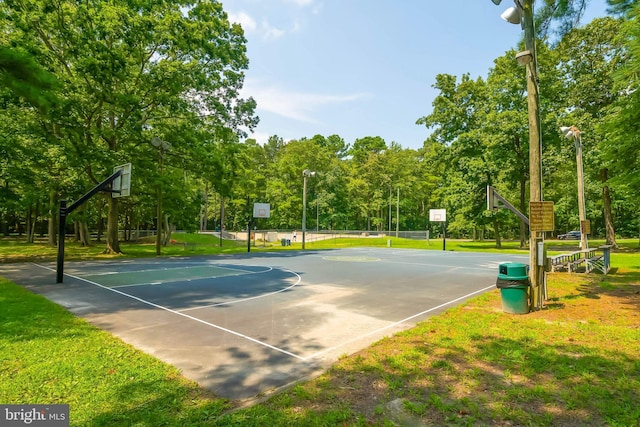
1;248;527;400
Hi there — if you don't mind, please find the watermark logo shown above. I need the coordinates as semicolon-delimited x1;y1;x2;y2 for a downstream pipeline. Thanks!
1;405;69;426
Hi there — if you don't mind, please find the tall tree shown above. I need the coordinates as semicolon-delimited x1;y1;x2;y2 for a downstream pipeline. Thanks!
2;0;256;253
555;17;625;246
0;46;58;109
600;3;640;241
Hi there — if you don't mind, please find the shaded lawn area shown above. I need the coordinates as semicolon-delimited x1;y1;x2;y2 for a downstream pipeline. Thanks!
1;249;638;425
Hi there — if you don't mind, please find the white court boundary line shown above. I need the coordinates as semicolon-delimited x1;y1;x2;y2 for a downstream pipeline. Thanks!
178;269;299;312
32;259;497;363
110;266;273;289
302;284;495;361
33;263;305;361
83;263;261;277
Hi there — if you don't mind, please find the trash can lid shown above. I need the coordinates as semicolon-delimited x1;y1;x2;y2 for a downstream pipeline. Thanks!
498;262;529;280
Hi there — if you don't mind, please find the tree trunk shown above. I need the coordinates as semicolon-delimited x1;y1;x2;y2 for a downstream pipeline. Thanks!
0;211;7;236
600;168;617;248
96;214;103;242
105;196;121;253
162;215;173;246
124;208;131;241
26;205;35;243
162;215;175;246
76;221;91;246
48;190;57;246
493;217;502;249
202;183;208;231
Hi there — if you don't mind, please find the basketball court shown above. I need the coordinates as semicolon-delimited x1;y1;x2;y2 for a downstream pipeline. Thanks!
1;248;527;400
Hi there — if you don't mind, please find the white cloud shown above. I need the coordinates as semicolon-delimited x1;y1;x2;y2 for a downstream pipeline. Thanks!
261;20;286;41
244;130;272;145
228;1;322;42
242;79;370;124
227;10;257;33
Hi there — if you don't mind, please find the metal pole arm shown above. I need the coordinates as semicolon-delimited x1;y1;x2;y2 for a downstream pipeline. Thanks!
56;169;122;284
487;186;530;226
67;170;122;214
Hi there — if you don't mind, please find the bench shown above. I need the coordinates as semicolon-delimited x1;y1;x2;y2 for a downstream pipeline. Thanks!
589;245;612;274
548;245;612;274
549;250;584;272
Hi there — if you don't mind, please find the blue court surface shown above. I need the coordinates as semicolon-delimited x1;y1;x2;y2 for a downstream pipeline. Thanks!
1;248;527;400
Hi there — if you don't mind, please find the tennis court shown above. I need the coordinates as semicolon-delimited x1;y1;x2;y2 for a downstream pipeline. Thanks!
1;248;527;400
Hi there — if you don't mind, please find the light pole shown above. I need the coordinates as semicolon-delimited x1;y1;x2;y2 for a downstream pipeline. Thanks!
560;126;588;250
491;0;544;309
151;137;171;255
302;169;316;250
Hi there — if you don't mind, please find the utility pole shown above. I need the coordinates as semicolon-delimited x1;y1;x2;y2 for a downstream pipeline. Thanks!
575;132;588;250
521;0;544;310
561;126;589;250
302;169;316;250
396;188;399;238
490;0;546;310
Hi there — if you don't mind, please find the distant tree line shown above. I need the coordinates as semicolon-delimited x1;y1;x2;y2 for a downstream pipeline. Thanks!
1;1;638;252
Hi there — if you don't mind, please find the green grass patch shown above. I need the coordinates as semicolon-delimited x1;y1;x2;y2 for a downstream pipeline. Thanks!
0;278;231;426
2;234;638;263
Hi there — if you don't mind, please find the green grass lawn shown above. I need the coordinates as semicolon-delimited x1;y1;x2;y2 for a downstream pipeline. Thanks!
1;236;639;425
2;233;637;263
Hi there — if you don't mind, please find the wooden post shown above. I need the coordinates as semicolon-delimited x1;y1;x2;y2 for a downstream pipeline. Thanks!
523;0;544;310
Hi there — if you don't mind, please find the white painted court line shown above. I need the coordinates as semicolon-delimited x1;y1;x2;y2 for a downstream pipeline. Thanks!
379;259;488;271
34;263;305;361
81;263;260;277
178;271;300;312
109;266;274;289
301;284;496;361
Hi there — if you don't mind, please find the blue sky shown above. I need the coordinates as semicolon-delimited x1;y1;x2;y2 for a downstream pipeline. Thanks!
225;0;610;150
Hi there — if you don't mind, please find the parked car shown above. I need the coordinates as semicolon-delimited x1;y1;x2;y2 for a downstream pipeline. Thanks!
558;230;581;240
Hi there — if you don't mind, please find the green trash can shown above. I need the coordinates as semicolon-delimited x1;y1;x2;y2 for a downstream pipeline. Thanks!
496;263;530;314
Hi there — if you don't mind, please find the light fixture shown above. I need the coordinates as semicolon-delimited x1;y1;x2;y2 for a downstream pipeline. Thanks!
560;126;581;139
491;0;502;4
500;6;522;24
151;137;171;151
560;125;588;250
515;50;532;66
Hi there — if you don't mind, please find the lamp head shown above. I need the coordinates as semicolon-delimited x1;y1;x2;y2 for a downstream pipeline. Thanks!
501;6;522;24
491;0;502;4
515;50;532;66
560;126;582;139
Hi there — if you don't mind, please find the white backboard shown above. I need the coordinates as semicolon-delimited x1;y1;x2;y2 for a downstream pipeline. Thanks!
112;163;132;198
253;203;270;218
429;209;446;222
